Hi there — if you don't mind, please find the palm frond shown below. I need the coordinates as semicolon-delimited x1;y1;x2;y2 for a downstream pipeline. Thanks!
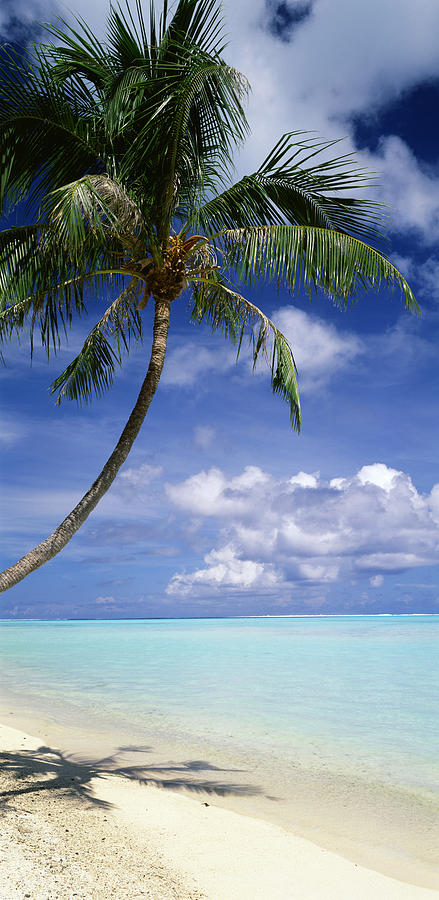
190;273;301;430
192;132;385;244
50;278;143;404
0;223;130;357
120;48;249;233
164;56;248;220
159;0;227;59
106;5;145;69
223;225;419;312
0;44;103;215
0;225;74;347
0;0;418;427
42;175;144;252
44;17;116;91
43;0;247;225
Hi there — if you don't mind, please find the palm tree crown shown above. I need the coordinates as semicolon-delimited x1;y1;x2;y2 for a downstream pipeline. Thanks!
0;0;418;591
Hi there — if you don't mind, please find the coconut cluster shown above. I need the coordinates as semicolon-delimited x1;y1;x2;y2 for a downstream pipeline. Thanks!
133;234;202;308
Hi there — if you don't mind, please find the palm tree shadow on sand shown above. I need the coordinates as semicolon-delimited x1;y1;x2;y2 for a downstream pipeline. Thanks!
0;744;278;811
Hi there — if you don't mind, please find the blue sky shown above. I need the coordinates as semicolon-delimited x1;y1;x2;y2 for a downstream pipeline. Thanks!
1;0;439;618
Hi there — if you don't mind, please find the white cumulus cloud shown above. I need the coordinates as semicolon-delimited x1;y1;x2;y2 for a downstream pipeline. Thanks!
363;137;439;244
166;545;281;596
166;465;270;517
161;342;236;387
162;307;364;394
166;462;439;596
273;307;364;392
290;471;319;488
357;463;401;492
119;462;163;486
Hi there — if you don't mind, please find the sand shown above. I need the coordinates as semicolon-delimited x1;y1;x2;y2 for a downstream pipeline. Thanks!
0;721;438;900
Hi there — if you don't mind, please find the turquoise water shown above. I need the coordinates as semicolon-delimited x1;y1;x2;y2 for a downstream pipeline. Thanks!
0;615;437;792
1;615;438;884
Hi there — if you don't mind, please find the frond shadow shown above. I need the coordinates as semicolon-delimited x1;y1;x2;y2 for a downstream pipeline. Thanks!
0;743;276;811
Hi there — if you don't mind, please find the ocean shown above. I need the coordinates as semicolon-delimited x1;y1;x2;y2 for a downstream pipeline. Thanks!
0;615;438;886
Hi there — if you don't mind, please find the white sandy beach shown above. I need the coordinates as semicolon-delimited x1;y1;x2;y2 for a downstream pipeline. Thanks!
0;721;438;900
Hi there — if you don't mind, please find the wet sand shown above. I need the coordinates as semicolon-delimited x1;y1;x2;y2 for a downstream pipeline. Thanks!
1;721;438;900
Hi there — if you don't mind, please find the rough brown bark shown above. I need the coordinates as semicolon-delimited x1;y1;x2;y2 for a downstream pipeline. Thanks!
0;299;171;593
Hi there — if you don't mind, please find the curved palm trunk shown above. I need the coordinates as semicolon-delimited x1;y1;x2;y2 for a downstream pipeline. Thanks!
0;299;171;593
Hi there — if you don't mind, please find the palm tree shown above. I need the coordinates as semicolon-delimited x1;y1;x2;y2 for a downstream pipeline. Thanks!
0;0;417;593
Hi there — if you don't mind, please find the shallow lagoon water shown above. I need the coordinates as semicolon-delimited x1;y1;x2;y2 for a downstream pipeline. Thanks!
1;615;438;886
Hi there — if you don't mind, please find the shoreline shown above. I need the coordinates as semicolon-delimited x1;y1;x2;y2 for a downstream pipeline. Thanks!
2;686;438;892
1;719;438;899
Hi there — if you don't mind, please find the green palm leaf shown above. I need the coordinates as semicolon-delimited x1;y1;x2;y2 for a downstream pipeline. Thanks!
42;174;145;252
192;132;385;243
50;278;143;404
0;223;129;356
120;50;249;233
159;0;227;58
222;225;419;311
191;273;301;430
0;46;102;214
